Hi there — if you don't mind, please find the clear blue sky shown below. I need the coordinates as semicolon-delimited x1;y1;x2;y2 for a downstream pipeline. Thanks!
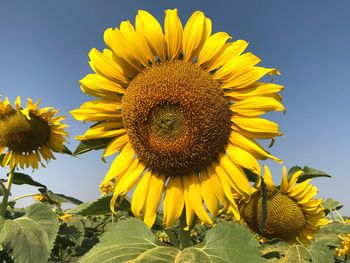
1;1;349;214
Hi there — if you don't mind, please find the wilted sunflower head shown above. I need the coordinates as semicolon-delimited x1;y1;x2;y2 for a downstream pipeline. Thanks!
0;97;68;170
239;166;328;244
71;9;285;228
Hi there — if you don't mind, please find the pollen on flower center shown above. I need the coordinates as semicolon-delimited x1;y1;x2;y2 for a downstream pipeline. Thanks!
122;60;231;176
240;191;307;240
0;111;50;153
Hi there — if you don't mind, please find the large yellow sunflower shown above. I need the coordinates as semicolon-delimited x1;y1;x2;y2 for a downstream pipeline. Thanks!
0;96;68;169
239;166;328;244
71;9;285;228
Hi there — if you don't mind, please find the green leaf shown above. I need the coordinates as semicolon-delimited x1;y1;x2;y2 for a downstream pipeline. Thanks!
260;240;333;263
60;215;85;246
323;198;341;212
314;222;350;247
10;172;46;188
0;203;59;263
78;218;174;263
39;189;83;205
62;145;73;155
73;138;112;156
80;219;267;263
176;223;265;263
67;194;130;216
287;165;302;179
297;166;331;183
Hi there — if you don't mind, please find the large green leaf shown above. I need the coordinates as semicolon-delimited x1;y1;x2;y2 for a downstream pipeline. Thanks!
176;223;265;263
261;240;333;263
79;219;265;263
314;222;350;247
10;172;46;188
67;194;130;216
73;138;112;156
78;218;170;263
0;203;59;263
297;166;331;183
38;188;83;205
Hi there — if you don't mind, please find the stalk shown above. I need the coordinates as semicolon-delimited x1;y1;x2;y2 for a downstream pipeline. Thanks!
0;168;15;217
179;210;192;250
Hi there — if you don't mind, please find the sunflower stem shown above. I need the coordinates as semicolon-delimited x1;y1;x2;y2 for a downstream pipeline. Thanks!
179;210;192;250
0;168;15;217
12;193;40;202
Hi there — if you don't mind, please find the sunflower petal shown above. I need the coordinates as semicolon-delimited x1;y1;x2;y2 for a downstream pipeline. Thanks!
163;176;184;227
131;170;152;217
136;10;167;62
144;173;166;227
182;11;210;62
263;165;275;192
200;170;219;217
183;174;212;225
197;32;231;67
164;8;183;60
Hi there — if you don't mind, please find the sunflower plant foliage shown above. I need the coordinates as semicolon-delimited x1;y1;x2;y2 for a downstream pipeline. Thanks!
0;8;348;263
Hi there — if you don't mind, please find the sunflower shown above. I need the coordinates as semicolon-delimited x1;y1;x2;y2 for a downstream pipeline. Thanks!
71;9;285;228
239;166;328;244
336;233;350;258
0;96;68;170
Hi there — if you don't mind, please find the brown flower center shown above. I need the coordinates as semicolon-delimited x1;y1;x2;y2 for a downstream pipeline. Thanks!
0;111;50;153
122;61;231;176
240;191;307;241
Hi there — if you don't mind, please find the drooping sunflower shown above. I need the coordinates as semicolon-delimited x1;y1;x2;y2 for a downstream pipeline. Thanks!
71;9;285;228
239;166;328;244
0;96;68;169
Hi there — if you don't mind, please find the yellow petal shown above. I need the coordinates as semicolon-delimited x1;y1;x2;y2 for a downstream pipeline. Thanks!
70;100;122;122
14;96;21;110
222;67;279;90
164;8;183;61
287;170;304;192
279;166;289;193
131;170;152;217
101;143;135;184
88;48;128;85
207;40;248;71
119;20;155;67
103;27;143;72
183;174;213;225
206;168;229;207
197;32;231;67
136;10;167;62
182;11;210;62
225;82;284;101
183;183;195;229
103;134;129;157
226;144;261;175
110;160;146;213
232;116;282;139
144;173;166;228
200;169;219;217
230;96;285;117
75;122;125;141
163;176;184;227
213;52;260;81
229;131;282;163
263;165;275;192
297;186;318;204
80;73;125;100
217;155;252;200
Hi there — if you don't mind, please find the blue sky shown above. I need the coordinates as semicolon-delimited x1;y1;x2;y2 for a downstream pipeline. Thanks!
1;1;349;215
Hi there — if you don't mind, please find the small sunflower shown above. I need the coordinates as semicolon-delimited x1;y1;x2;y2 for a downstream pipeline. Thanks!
0;96;68;169
239;166;328;244
71;9;284;228
336;233;350;258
